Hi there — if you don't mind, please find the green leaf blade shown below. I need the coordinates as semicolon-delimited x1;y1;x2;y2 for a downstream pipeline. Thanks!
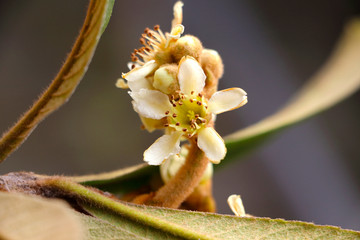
79;212;184;240
70;163;158;195
223;18;360;162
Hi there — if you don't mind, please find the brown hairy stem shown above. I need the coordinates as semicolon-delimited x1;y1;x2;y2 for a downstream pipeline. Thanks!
145;142;208;208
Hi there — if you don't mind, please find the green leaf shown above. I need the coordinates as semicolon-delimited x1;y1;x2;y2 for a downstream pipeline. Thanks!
82;202;360;240
78;213;183;240
70;163;158;195
0;0;115;163
223;18;360;162
101;0;115;34
0;192;84;240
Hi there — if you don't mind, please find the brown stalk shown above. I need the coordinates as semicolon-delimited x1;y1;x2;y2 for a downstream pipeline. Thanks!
146;141;209;208
0;0;108;162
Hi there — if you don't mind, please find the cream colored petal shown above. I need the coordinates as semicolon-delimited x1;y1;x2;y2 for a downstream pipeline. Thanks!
197;127;226;164
178;56;206;94
127;77;152;92
144;131;183;165
227;194;246;217
208;88;248;114
122;60;157;81
171;1;183;28
130;89;172;119
139;116;163;133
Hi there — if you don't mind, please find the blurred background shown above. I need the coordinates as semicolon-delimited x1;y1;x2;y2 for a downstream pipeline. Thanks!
1;0;360;230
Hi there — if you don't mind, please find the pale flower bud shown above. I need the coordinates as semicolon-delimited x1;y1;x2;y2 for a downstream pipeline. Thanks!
160;147;213;184
170;35;203;62
200;49;224;80
153;64;179;94
227;194;246;217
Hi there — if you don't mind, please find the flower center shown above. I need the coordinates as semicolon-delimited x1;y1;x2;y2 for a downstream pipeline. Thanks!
165;92;209;137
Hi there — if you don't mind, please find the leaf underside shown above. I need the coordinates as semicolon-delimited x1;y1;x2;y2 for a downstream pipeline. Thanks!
81;202;360;240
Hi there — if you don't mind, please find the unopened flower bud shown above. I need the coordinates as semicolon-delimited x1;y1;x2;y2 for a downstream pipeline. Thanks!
227;194;246;217
200;49;224;80
153;64;179;94
170;35;203;62
160;147;213;184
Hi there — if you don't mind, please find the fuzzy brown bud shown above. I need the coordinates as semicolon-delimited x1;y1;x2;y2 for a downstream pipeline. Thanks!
170;35;203;62
200;49;224;80
154;51;173;66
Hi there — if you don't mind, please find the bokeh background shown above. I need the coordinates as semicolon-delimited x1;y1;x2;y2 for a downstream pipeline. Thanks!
1;0;360;230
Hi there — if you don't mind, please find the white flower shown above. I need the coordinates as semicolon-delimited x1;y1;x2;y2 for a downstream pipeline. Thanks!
129;56;247;165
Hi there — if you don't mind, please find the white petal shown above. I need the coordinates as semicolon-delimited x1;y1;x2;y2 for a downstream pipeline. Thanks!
197;127;226;164
208;88;248;114
178;56;206;95
144;132;183;165
127;77;152;92
139;116;162;133
130;89;172;119
122;60;157;81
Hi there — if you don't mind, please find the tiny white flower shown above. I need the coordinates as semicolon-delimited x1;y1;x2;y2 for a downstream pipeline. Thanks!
130;56;247;165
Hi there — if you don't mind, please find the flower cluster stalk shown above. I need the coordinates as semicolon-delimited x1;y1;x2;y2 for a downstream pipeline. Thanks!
146;141;207;208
